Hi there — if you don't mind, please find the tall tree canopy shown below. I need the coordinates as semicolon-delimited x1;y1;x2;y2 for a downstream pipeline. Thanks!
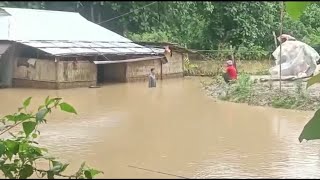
1;1;320;55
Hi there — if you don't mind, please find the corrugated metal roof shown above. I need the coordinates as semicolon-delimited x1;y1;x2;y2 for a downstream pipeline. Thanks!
17;40;164;56
0;8;131;42
0;43;10;54
0;8;164;56
94;56;164;64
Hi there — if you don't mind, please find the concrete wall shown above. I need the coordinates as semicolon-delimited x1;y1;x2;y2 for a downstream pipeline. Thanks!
12;58;97;89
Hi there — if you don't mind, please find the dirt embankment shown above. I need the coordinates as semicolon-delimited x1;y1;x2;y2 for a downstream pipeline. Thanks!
202;75;320;111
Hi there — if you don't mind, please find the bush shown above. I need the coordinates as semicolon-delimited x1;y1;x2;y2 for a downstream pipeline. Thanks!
271;80;309;109
235;44;270;61
223;74;254;103
0;97;103;179
125;31;173;43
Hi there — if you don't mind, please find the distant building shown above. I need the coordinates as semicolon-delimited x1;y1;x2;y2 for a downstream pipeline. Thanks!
0;8;184;89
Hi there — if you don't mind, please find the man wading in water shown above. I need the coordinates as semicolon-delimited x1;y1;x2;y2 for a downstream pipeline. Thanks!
222;57;238;83
148;68;156;88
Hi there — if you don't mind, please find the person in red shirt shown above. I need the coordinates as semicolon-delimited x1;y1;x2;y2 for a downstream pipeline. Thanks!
222;59;237;83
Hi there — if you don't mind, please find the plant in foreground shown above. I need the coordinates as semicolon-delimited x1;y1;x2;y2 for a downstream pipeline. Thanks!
0;97;103;179
224;74;254;103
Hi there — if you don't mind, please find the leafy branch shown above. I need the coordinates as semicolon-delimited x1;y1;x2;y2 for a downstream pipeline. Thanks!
0;97;103;179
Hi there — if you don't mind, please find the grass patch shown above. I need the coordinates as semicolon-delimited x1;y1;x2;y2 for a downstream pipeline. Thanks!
206;74;318;111
222;74;254;103
270;80;310;109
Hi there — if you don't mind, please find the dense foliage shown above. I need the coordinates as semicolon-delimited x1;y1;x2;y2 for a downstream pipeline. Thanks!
0;97;102;179
1;1;320;56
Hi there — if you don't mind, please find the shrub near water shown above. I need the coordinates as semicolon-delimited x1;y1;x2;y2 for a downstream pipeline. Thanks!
214;74;317;110
0;97;103;179
271;80;310;109
221;74;254;103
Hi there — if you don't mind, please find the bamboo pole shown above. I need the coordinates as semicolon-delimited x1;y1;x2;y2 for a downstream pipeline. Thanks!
230;45;237;72
279;1;284;92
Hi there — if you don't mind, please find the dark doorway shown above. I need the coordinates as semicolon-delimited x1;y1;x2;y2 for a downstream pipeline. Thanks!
97;63;127;84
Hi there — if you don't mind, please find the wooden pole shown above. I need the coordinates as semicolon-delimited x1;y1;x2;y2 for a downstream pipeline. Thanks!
230;45;237;72
279;1;284;92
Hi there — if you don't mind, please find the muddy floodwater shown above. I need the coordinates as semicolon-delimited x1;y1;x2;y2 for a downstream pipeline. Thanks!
1;77;320;178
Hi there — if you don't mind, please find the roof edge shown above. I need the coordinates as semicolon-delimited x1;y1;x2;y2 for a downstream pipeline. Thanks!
0;7;79;15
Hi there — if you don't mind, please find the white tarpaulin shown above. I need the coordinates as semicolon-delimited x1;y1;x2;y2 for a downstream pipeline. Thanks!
269;37;320;78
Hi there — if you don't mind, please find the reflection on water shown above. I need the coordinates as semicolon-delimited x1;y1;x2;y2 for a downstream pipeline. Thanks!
0;77;319;178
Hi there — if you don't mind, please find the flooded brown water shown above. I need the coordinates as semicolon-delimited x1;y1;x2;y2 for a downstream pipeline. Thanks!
0;77;320;178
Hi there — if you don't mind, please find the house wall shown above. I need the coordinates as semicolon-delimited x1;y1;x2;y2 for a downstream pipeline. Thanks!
12;58;97;89
0;42;17;87
56;61;97;88
126;59;161;82
161;51;184;79
125;52;184;82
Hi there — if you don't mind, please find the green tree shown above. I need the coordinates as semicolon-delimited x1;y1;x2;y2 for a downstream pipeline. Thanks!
1;1;320;58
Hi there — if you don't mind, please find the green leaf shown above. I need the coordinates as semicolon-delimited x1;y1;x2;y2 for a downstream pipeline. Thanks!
0;142;6;156
5;115;15;121
84;169;103;179
4;140;19;155
59;102;77;114
14;113;32;122
38;105;45;111
299;108;320;142
32;133;38;139
84;170;93;179
23;97;32;108
306;73;320;89
285;2;310;20
45;96;50;104
51;161;69;173
1;164;15;179
19;164;34;179
89;169;103;178
18;142;29;153
46;97;62;107
22;121;37;137
36;109;48;123
47;171;54;179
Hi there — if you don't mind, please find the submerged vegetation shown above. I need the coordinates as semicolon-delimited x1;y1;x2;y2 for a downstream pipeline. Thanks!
204;74;320;111
0;97;102;179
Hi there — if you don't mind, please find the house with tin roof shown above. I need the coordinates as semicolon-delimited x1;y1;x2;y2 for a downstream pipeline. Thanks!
0;7;184;89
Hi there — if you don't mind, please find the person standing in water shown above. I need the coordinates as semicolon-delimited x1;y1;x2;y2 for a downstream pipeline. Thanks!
148;68;156;88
